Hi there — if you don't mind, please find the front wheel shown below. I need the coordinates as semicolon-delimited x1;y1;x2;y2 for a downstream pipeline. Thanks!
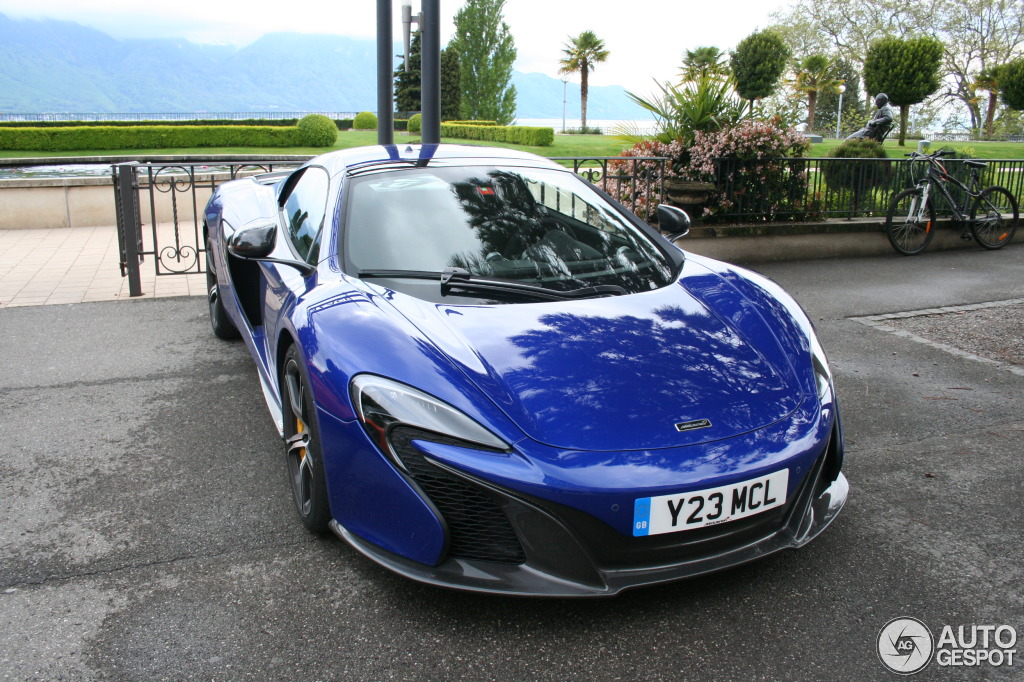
281;345;331;534
886;188;936;256
970;186;1018;250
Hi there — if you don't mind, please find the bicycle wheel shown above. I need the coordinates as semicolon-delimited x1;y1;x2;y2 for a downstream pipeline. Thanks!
886;187;935;256
970;185;1018;250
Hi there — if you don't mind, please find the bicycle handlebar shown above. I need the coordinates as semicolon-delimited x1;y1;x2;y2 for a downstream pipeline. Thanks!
905;150;955;159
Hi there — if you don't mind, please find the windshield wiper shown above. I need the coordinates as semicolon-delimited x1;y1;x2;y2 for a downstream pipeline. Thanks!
440;267;627;301
357;269;439;280
357;268;627;301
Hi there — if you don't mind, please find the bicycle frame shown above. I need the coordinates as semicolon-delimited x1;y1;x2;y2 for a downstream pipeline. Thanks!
913;154;983;225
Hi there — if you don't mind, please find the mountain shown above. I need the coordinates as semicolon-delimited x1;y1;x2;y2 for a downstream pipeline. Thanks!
0;14;648;120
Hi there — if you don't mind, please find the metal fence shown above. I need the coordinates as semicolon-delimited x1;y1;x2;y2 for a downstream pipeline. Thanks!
706;157;1024;223
110;154;1024;293
113;160;306;296
111;155;668;295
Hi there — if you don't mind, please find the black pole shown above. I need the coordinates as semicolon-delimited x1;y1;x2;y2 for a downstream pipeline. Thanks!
377;0;394;145
420;0;441;144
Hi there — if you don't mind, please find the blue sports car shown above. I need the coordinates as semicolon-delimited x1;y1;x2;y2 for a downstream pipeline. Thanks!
203;144;847;596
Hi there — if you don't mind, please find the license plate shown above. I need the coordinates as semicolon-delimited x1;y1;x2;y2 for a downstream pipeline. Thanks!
632;469;789;537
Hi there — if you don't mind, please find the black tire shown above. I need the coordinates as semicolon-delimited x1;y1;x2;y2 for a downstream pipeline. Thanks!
206;240;240;340
885;187;936;256
281;345;331;534
970;185;1018;250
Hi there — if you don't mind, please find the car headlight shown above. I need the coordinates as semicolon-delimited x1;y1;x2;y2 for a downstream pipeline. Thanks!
809;331;833;401
350;375;508;457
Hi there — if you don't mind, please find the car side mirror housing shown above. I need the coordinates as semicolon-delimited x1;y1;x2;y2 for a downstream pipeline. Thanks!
226;222;316;276
657;204;691;241
228;223;277;259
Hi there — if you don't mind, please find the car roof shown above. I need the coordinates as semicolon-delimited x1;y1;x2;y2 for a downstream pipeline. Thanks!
310;144;565;175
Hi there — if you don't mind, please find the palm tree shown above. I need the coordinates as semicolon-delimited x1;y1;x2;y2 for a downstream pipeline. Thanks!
974;65;1005;138
789;54;844;132
681;46;729;83
558;31;609;131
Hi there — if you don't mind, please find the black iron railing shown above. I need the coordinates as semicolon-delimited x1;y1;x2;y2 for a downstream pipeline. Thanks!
113;160;306;295
112;156;669;295
107;155;1024;294
706;157;1024;223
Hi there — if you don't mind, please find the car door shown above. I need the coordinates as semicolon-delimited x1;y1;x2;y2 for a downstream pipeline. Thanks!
260;165;332;367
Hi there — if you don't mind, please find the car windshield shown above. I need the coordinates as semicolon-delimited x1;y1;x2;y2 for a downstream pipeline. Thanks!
343;165;675;297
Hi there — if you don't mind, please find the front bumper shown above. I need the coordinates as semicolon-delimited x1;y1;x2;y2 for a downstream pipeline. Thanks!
329;423;848;597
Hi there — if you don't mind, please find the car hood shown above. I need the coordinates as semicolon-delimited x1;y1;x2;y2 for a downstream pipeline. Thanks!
381;280;802;452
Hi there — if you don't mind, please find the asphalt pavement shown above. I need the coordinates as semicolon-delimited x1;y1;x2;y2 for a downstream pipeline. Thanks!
1;245;1022;681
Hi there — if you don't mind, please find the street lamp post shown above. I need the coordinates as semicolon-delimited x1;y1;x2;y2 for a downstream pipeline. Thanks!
836;84;846;139
561;78;569;133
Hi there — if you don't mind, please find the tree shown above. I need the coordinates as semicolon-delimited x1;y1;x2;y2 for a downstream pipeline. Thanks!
936;0;1024;135
974;65;1005;136
770;0;934;107
394;32;422;114
789;54;844;131
440;46;462;121
681;46;729;82
451;0;517;124
864;36;944;145
731;30;791;110
558;31;609;131
813;59;865;134
1000;58;1024;110
771;0;1024;135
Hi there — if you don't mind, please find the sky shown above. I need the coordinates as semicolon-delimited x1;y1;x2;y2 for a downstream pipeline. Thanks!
0;0;788;97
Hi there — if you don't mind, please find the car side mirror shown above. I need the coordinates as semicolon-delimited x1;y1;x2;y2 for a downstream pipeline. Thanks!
228;223;277;259
226;222;315;276
657;204;691;241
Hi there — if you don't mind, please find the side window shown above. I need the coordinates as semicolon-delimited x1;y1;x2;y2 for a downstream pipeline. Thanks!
281;166;330;262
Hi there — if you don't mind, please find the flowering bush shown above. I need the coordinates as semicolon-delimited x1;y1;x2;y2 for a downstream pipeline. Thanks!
607;119;816;223
688;119;809;177
688;119;814;221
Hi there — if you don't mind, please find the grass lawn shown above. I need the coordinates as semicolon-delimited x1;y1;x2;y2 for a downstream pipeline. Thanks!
1;129;1021;160
808;137;1024;159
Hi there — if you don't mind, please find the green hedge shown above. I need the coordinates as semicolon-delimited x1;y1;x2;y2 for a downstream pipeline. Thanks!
0;118;301;128
0;125;310;151
445;120;499;126
439;124;554;147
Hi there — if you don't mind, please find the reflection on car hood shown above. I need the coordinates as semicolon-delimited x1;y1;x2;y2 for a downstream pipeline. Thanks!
383;277;802;452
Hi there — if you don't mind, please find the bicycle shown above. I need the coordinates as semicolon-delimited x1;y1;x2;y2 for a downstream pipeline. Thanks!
885;144;1019;255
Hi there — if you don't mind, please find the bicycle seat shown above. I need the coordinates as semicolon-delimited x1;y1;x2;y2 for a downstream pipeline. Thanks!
964;159;987;168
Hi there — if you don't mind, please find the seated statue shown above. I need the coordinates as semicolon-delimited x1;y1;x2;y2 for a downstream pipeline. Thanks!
846;93;895;143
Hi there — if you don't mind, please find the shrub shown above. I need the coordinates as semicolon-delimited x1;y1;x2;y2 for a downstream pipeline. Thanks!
439;123;554;146
408;114;422;134
687;118;813;222
0;118;301;128
445;120;499;126
336;119;354;131
296;114;338;147
822;138;891;207
0;124;303;151
353;111;378;130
